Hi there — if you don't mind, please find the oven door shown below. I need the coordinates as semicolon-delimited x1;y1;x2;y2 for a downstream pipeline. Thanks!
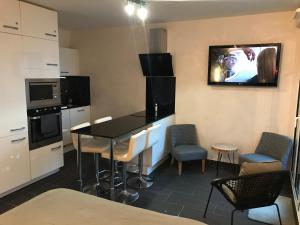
28;112;62;150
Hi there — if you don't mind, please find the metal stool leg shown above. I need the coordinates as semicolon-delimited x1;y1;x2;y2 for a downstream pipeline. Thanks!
127;152;153;188
231;209;237;225
274;204;282;225
119;162;139;204
95;153;100;188
77;134;84;192
203;186;213;218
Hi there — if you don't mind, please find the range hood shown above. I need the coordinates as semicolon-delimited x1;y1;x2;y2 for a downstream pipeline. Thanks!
139;28;174;77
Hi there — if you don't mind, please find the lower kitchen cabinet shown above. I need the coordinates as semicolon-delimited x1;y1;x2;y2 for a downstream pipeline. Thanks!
0;133;30;194
62;109;71;146
70;106;91;128
30;141;64;179
62;106;91;146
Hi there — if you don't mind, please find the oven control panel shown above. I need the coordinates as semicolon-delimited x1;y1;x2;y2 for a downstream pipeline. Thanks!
27;106;61;117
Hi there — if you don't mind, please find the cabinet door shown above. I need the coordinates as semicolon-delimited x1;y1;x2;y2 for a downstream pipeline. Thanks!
60;48;80;76
62;109;72;146
70;106;91;128
23;36;60;78
30;142;64;179
0;133;30;194
0;33;27;138
0;0;20;34
20;2;58;41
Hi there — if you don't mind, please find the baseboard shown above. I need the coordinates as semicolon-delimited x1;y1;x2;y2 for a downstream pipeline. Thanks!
0;169;60;198
63;144;75;153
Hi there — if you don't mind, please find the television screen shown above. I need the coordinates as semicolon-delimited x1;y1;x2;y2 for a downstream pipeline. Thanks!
208;43;281;86
139;53;174;76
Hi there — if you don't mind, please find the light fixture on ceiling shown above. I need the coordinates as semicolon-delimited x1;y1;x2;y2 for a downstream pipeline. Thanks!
124;0;148;21
124;1;135;16
137;4;148;21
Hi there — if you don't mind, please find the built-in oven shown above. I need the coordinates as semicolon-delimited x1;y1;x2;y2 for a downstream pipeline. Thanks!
25;79;61;109
27;106;62;150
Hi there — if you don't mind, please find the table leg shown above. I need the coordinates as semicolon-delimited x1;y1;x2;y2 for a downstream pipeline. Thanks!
216;152;222;176
77;134;83;192
109;139;115;200
228;152;235;175
232;151;236;175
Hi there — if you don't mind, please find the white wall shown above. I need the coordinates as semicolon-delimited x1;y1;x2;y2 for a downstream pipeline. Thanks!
166;11;300;159
58;28;72;48
69;11;300;159
71;26;146;120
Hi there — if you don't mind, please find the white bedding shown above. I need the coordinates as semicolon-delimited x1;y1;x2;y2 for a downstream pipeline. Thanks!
0;188;207;225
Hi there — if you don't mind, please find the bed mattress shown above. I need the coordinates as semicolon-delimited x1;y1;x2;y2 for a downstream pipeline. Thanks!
0;188;206;225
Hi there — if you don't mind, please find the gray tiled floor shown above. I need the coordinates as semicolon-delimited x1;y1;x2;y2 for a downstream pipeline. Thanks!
0;150;293;225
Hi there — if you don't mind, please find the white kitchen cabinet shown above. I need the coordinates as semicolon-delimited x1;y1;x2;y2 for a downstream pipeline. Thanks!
22;36;60;78
0;133;30;194
20;2;58;41
30;141;64;179
62;106;91;146
70;106;91;128
60;48;80;76
0;33;27;138
0;0;21;35
62;109;72;146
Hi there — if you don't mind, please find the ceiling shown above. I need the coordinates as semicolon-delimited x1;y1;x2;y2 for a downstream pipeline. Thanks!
25;0;300;30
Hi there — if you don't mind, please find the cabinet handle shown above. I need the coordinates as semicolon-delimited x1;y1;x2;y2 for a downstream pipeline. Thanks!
51;145;62;151
45;33;57;37
10;127;26;132
30;116;41;120
61;71;69;74
77;109;85;112
46;63;58;67
3;25;18;30
11;137;26;143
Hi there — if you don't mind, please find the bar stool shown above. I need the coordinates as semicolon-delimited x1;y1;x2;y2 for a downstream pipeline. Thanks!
93;116;112;178
102;130;147;203
94;116;112;124
127;124;161;188
71;120;110;191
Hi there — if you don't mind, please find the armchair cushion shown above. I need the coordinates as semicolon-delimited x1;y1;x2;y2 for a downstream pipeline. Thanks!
239;161;282;176
173;145;207;162
239;153;278;164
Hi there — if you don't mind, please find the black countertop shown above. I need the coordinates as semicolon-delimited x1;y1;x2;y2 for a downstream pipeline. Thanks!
71;111;173;139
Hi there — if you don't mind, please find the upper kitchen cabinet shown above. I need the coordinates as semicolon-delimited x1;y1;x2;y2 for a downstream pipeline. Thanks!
23;36;60;78
0;0;21;35
60;48;80;76
0;33;27;138
20;2;58;41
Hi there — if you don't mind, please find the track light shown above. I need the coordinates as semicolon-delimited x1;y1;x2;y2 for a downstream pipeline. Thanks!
124;1;135;16
137;5;148;21
124;0;148;21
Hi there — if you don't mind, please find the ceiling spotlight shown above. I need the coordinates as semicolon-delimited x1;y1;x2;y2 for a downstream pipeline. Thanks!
124;1;135;16
137;5;148;21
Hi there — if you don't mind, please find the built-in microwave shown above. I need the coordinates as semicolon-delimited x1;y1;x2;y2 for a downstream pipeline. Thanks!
25;79;61;109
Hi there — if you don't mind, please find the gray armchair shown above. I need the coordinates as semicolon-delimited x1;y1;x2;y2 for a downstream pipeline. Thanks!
239;132;293;170
170;124;207;175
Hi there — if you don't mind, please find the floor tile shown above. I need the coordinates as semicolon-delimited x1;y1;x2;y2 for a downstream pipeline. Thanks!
0;150;295;225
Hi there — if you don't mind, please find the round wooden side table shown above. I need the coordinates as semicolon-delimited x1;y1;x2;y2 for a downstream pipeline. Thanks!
211;144;238;176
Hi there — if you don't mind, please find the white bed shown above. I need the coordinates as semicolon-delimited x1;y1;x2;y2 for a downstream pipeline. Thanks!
0;188;207;225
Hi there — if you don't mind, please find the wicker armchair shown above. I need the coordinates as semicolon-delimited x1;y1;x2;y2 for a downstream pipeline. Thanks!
203;171;288;225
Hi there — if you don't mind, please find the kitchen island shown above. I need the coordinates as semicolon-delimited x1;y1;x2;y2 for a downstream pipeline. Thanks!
72;111;175;198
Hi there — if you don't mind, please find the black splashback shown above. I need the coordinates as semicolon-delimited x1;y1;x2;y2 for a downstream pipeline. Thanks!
60;76;90;107
146;77;176;117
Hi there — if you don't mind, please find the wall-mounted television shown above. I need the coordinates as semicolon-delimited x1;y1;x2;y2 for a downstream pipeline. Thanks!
208;43;281;87
139;53;174;76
